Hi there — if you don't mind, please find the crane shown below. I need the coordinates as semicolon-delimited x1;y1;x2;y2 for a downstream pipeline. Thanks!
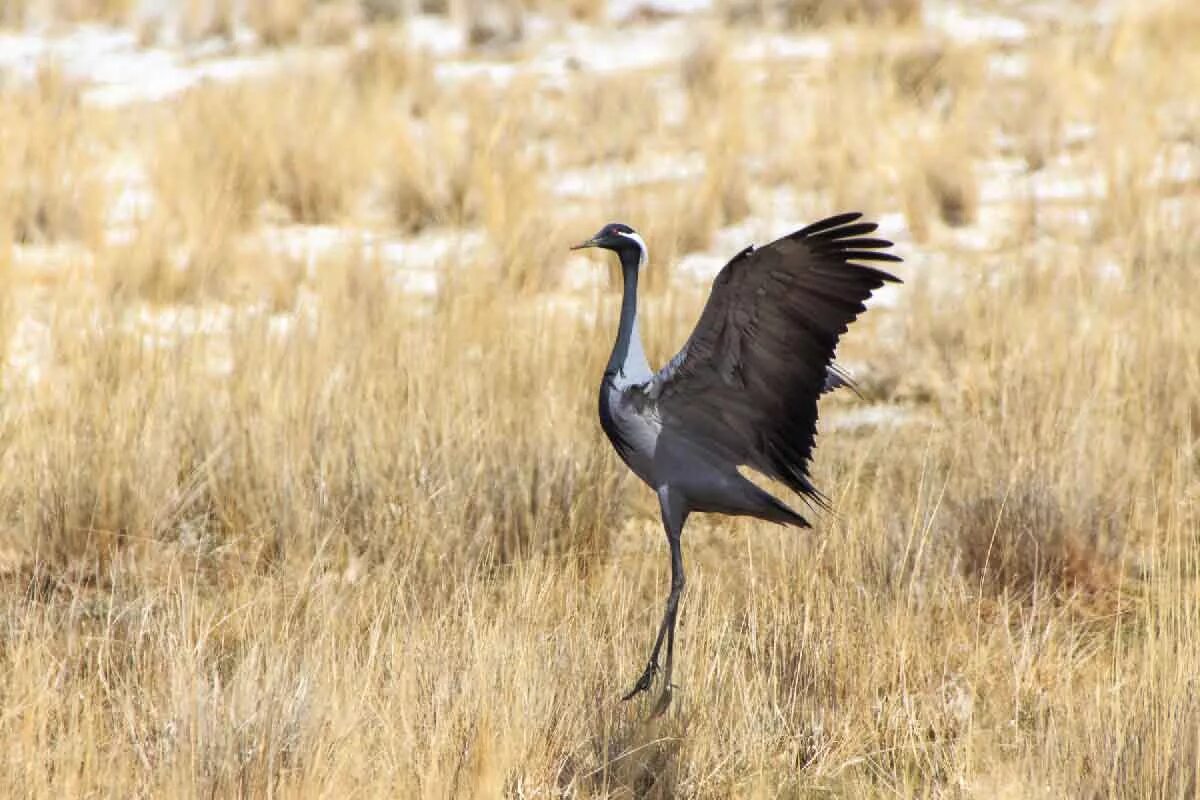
570;212;902;715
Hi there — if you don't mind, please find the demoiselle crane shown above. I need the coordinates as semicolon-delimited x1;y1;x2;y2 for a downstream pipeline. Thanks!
570;213;902;714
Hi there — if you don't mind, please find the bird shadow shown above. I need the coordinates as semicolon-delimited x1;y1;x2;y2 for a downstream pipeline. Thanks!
561;692;690;799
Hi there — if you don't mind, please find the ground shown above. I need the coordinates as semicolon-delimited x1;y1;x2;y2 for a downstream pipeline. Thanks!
0;0;1197;796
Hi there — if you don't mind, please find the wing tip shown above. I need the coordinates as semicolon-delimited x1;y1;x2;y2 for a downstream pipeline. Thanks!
798;212;906;281
796;211;864;238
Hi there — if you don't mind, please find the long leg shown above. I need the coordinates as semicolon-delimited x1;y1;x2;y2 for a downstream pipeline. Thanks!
652;512;686;716
623;486;688;713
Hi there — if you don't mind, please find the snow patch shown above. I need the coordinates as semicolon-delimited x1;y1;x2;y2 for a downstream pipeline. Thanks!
537;21;695;75
607;0;713;22
405;15;468;57
258;225;485;295
923;2;1028;43
824;404;917;432
5;314;53;386
105;155;156;232
735;32;832;62
0;25;322;107
1152;142;1200;186
10;242;95;272
552;153;705;198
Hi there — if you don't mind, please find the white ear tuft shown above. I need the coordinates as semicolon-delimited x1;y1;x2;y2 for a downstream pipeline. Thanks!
616;230;648;267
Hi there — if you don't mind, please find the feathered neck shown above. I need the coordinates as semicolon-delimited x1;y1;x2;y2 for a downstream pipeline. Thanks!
606;246;652;386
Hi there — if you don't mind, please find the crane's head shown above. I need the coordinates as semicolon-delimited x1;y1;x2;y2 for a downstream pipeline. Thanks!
570;223;647;266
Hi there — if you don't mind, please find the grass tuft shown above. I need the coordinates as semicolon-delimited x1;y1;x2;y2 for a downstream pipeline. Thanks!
0;67;104;245
952;487;1128;613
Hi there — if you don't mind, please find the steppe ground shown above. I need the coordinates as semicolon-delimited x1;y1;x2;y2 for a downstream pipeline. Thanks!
0;0;1197;796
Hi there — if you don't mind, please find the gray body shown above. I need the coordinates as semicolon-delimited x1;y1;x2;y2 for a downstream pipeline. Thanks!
574;214;902;712
599;377;795;522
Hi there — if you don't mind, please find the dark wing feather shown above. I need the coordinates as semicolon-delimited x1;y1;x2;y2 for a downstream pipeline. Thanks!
640;212;901;504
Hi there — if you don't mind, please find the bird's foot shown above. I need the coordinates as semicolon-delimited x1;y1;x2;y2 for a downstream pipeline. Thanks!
621;662;658;701
650;684;675;717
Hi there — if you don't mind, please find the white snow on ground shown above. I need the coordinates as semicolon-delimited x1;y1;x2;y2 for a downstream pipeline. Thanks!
85;51;287;107
1063;122;1097;146
1020;0;1127;29
257;224;485;294
390;269;441;295
1153;142;1200;186
607;0;713;22
529;292;601;327
734;31;832;63
979;148;1111;208
10;242;95;273
125;303;298;377
1160;195;1200;229
438;19;697;84
432;57;521;85
977;158;1027;203
371;228;485;269
405;15;467;56
104;155;156;235
553;153;705;199
922;1;1029;43
436;20;835;87
1030;168;1105;203
4;314;53;387
0;24;330;107
127;297;314;372
132;302;238;339
257;225;370;270
1037;205;1096;230
987;51;1027;81
259;224;484;271
0;0;1115;109
824;404;919;432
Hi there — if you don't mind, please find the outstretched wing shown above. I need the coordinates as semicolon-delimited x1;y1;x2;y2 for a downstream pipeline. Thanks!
639;212;902;504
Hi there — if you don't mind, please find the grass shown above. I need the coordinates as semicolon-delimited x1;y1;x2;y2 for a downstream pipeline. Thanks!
0;67;106;247
0;1;1198;796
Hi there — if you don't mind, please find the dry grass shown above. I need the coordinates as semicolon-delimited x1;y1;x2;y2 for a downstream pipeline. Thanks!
721;0;921;28
0;68;106;246
246;0;313;46
905;120;980;233
176;0;237;41
150;76;374;233
0;1;1198;796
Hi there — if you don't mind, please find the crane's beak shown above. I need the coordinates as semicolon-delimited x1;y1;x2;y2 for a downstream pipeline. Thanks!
570;237;598;251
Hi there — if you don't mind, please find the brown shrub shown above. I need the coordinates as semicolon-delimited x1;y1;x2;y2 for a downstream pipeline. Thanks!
247;0;313;46
951;486;1127;613
901;123;980;233
891;41;985;108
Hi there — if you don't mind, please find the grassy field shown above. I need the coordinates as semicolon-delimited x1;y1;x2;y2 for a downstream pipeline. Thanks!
0;0;1198;796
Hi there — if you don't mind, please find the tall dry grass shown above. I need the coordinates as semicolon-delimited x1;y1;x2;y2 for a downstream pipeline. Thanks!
0;67;106;247
0;1;1198;796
